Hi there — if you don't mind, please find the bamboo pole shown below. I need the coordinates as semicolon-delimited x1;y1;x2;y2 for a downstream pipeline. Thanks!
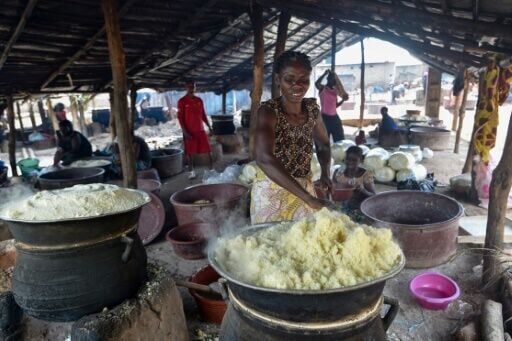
102;0;137;189
28;100;36;129
45;97;59;135
248;3;264;159
6;96;18;177
359;38;365;128
454;69;469;154
15;101;26;143
482;111;512;291
271;11;290;98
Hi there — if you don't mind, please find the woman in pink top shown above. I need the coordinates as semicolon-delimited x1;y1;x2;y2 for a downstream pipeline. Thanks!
315;70;348;142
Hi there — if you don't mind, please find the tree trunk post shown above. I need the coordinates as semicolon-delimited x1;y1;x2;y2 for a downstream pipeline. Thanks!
359;38;365;128
69;95;81;133
451;93;461;132
77;97;87;137
482;110;512;291
454;69;469;154
108;90;117;139
331;25;336;73
15;101;26;143
248;3;264;159
6;96;18;177
45;97;59;135
271;11;290;98
102;0;137;189
28;100;36;129
129;83;137;132
425;67;442;118
36;99;47;126
221;87;227;115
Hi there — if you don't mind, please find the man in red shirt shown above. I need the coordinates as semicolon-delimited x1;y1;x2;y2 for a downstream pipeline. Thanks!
178;80;213;179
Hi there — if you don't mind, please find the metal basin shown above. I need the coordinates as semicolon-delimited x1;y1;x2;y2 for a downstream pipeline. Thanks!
38;167;105;190
361;190;464;268
209;223;405;323
170;183;248;226
150;148;183;178
409;125;451;151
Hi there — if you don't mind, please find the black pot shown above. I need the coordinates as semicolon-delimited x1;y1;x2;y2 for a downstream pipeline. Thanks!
241;110;251;128
209;224;405;322
211;115;235;135
38;167;105;190
13;230;147;321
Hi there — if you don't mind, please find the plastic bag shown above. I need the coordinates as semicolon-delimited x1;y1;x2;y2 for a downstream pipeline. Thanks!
397;173;436;192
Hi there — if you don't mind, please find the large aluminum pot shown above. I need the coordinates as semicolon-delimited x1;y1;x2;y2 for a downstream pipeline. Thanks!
209;223;405;323
38;167;105;190
361;190;464;268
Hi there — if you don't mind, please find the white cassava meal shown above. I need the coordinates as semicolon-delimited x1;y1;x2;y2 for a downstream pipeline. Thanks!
1;184;149;221
214;208;402;290
70;159;111;168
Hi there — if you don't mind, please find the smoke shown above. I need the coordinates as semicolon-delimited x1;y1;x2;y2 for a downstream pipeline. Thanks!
0;184;35;217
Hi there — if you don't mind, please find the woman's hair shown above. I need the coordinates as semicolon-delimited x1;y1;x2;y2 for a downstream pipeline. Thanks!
274;51;312;74
59;119;73;130
345;146;363;160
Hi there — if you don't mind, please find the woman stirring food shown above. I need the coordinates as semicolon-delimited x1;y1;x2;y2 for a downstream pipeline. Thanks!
334;146;376;209
251;51;332;224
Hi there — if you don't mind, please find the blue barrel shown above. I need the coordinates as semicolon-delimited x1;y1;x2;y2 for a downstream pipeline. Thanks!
141;107;166;123
92;109;110;126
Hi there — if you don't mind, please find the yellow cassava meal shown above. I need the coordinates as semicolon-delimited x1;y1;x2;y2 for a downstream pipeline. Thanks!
214;208;402;290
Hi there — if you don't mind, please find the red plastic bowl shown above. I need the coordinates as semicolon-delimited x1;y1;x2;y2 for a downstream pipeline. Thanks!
165;223;218;260
189;265;227;324
331;184;355;202
410;272;460;310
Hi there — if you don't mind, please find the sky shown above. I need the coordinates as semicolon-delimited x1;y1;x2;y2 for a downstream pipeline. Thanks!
329;38;422;66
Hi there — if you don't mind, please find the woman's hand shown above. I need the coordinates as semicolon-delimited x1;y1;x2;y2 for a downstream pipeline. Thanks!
318;174;332;193
306;195;337;210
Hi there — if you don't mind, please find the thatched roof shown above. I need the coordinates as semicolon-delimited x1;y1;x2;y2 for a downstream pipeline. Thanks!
1;0;511;96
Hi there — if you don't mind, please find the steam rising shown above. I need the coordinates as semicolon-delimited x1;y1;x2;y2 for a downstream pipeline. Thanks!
0;184;35;217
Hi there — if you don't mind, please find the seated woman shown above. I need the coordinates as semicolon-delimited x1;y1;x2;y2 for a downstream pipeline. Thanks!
111;135;152;178
333;146;375;208
53;120;92;166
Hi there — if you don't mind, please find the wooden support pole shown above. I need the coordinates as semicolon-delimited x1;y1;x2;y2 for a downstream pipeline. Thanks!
454;70;469;154
221;87;227;115
69;96;81;133
481;300;504;340
129;83;137;132
463;71;485;174
28;100;36;129
271;11;290;98
102;0;137;189
15;101;26;143
425;67;442;118
249;3;264;159
482;111;512;290
45;97;59;135
359;38;365;129
6;97;18;177
77;97;87;136
331;25;336;72
36;99;47;126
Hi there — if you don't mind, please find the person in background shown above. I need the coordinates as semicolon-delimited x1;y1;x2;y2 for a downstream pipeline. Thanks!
177;80;213;179
379;106;398;132
53;103;67;122
252;51;333;224
315;69;349;142
355;130;366;145
333;146;375;208
111;134;152;178
53;120;92;166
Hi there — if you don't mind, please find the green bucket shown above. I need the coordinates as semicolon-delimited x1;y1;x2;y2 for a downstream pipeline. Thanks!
17;158;40;178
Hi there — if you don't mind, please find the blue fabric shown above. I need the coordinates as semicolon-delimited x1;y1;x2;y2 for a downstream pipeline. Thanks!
380;115;398;131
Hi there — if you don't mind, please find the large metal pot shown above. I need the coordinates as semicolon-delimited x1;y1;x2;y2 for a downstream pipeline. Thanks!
150;148;183;178
211;115;236;135
209;223;405;323
361;190;464;268
409;125;451;151
170;183;248;226
38;167;105;190
1;198;150;321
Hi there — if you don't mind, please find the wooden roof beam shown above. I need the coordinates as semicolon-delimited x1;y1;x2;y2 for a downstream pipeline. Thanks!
0;0;39;70
40;0;138;90
165;13;281;87
473;0;479;20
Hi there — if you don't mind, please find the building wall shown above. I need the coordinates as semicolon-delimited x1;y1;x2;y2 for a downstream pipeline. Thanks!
395;64;427;84
316;62;395;91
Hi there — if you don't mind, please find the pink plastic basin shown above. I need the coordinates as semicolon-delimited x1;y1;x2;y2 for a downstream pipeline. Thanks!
410;272;460;310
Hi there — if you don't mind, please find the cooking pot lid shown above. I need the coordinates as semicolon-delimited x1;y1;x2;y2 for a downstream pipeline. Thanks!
138;192;165;245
